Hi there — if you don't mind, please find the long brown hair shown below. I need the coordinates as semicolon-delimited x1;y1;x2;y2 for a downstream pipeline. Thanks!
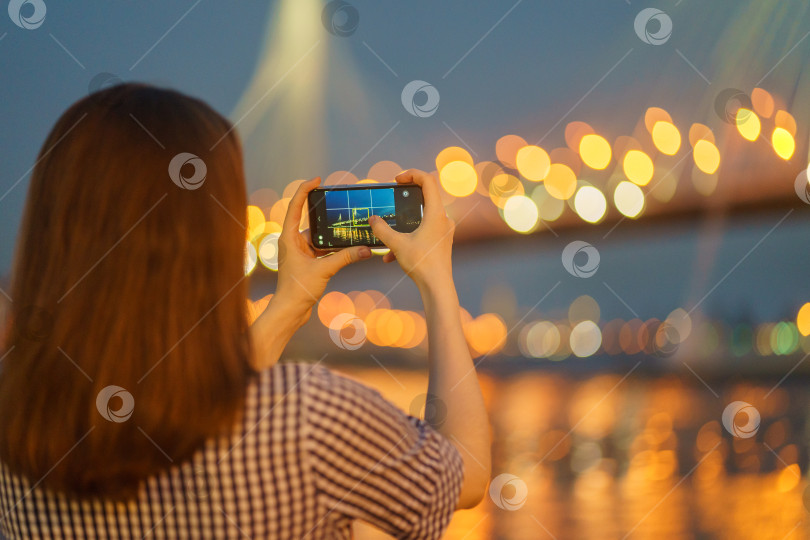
0;84;255;499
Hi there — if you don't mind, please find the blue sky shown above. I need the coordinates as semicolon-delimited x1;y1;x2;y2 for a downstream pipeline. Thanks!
1;0;808;298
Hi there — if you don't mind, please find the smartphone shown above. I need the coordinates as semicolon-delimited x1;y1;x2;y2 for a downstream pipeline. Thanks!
308;183;424;250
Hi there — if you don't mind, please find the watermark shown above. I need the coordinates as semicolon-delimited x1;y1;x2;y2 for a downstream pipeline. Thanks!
8;0;46;30
168;153;207;190
96;385;135;423
321;0;359;37
721;401;760;439
561;240;599;278
489;473;528;511
88;72;122;95
409;393;447;428
13;305;53;341
634;8;672;45
652;322;680;358
328;313;366;350
401;80;440;118
794;170;810;204
713;88;752;124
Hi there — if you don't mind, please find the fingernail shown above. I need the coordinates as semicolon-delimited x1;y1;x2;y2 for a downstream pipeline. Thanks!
358;247;372;259
368;215;377;224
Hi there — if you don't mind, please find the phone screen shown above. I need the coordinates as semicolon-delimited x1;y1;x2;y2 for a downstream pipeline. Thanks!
308;184;423;249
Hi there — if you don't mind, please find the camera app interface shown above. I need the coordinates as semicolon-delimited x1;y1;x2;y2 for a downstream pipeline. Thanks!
320;188;395;247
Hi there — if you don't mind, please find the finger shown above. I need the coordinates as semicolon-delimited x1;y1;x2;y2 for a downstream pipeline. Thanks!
395;169;443;216
369;215;404;250
283;177;320;235
320;245;372;276
382;251;397;263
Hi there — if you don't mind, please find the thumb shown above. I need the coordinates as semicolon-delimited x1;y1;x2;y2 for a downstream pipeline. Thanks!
322;245;372;276
369;215;402;250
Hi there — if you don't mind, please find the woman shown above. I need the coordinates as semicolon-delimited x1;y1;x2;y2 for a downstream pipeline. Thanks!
0;84;491;538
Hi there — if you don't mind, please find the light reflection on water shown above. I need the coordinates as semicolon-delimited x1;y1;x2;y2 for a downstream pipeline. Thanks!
337;366;810;539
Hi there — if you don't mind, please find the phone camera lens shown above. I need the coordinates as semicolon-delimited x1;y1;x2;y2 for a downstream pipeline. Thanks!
403;190;409;197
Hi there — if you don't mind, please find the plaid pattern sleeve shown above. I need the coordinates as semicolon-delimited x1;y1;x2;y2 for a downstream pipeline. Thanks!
301;364;465;540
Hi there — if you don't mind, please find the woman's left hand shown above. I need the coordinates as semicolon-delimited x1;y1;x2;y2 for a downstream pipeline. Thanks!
274;177;372;323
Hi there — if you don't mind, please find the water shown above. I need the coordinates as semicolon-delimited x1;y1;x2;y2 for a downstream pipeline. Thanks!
338;366;810;539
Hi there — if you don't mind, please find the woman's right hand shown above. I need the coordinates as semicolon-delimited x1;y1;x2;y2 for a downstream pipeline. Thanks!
368;169;455;290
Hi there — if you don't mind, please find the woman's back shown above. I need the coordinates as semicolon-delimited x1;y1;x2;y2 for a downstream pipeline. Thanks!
0;363;463;539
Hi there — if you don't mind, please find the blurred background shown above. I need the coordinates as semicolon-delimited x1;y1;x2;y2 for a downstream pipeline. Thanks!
2;0;810;538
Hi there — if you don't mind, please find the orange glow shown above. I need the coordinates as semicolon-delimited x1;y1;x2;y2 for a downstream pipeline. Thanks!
564;121;595;151
776;464;800;492
391;311;416;348
771;128;795;160
324;170;359;185
488;173;524;208
269;197;291;225
544;163;577;200
439;161;478;197
348;291;376;320
578;134;612;169
774;110;797;136
403;312;427;348
751;88;774;118
464;313;507;356
693;140;721;174
651;121;681;155
688;123;715;146
516;145;551;181
246;206;266;241
357;179;378;184
644;107;673;134
317;291;355;328
366;160;402;182
282;179;306;199
797;303;810;336
495;134;528;169
262;221;283;235
622;150;654;186
436;146;473;172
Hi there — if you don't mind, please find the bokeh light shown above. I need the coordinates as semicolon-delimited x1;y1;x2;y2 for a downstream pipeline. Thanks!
613;181;645;218
439;160;478;197
751;88;774;118
693;140;721;174
530;184;564;222
489;173;524;208
244;241;257;275
495;134;528;169
623;150;654;186
569;295;600;324
578;134;612;169
516;145;551;181
520;320;561;358
651;121;681;155
735;109;761;141
544;163;577;200
258;232;280;270
464;313;507;356
771;127;795;160
573;185;607;223
570;321;602;357
247;205;266;242
503;195;539;233
317;291;354;328
797;303;810;337
436;146;474;172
